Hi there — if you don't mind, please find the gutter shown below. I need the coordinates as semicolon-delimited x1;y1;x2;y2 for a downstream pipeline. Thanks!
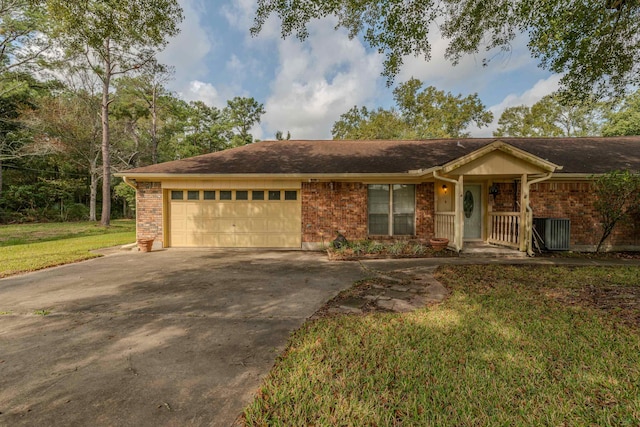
123;176;138;190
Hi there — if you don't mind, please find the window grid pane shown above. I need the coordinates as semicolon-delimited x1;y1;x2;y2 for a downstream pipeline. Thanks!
171;190;183;200
268;190;281;200
220;190;232;200
236;190;248;200
252;191;264;200
203;191;215;200
368;185;390;235
369;214;389;235
284;190;297;200
393;184;415;235
187;190;199;200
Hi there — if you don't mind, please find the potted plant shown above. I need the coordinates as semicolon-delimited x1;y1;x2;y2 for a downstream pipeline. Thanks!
137;238;154;252
429;237;449;251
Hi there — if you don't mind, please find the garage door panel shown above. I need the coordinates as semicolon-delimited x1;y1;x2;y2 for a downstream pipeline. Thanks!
247;204;265;216
170;191;301;248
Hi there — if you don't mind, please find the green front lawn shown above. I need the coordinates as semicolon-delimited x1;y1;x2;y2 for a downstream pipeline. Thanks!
243;265;640;426
0;220;135;277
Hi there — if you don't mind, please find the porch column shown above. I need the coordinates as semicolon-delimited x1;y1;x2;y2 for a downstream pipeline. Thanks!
486;179;493;242
455;175;464;250
519;174;528;252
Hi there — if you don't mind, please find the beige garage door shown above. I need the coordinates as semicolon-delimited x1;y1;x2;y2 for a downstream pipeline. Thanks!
169;189;301;248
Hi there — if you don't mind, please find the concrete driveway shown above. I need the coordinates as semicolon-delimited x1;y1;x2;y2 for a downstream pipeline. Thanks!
0;249;365;426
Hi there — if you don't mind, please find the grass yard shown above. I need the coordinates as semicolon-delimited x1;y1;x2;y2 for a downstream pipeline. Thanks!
243;265;640;426
0;220;135;277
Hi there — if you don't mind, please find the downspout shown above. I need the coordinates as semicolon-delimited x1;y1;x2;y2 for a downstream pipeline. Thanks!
525;172;553;256
433;170;461;251
123;176;137;190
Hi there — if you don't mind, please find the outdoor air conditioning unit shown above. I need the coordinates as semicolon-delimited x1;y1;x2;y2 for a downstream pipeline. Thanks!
533;218;571;251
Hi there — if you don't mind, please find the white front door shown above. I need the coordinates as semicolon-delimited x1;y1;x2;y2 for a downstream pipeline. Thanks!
463;184;482;240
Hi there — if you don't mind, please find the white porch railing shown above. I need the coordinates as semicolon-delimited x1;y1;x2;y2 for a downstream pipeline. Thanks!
435;212;455;243
488;212;521;248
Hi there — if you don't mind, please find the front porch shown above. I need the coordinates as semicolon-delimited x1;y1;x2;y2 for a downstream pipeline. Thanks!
429;141;561;255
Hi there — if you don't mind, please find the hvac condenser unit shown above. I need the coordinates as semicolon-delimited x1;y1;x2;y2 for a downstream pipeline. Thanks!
533;218;571;251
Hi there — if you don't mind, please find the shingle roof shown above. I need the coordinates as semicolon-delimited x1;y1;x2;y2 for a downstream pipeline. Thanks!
122;136;640;176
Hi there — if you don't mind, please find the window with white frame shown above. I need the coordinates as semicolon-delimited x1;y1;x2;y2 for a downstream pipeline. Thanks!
368;184;415;235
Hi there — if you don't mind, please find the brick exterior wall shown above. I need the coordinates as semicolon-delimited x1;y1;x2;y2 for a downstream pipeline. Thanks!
530;181;639;249
492;181;639;249
301;181;436;244
415;182;435;239
136;182;163;244
301;182;368;244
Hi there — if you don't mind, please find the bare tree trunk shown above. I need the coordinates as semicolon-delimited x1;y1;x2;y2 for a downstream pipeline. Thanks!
151;84;158;164
0;158;3;198
100;39;112;227
89;157;99;222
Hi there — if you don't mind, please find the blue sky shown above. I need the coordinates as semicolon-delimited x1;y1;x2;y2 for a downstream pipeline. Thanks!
158;0;562;140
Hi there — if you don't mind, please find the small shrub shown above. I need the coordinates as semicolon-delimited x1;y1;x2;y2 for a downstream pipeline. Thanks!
411;243;426;255
389;240;407;255
64;203;89;221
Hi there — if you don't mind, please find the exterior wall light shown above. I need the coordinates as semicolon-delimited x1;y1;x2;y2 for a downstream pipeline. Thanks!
442;184;447;194
489;183;500;197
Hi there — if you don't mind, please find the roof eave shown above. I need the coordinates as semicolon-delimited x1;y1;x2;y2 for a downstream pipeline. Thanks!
115;169;440;180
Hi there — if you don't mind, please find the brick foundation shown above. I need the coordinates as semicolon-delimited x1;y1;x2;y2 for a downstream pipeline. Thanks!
136;182;163;245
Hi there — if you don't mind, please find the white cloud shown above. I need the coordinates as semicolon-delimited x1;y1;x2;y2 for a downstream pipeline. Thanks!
179;80;223;107
157;0;215;95
474;74;563;136
398;30;534;94
221;0;256;31
261;19;384;139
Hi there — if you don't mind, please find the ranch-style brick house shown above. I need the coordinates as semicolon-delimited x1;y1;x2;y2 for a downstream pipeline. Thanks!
118;137;640;254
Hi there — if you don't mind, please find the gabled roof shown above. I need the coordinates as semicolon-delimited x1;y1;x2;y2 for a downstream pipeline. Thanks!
439;140;562;174
120;136;640;177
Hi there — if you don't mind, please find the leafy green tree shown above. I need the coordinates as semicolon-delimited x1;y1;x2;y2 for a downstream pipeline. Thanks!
602;91;640;136
393;79;492;138
494;94;602;137
332;79;492;139
252;0;640;100
332;106;408;140
593;170;640;252
0;72;55;197
275;130;291;140
0;0;50;76
113;63;175;165
224;97;265;147
24;86;103;221
44;0;183;225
